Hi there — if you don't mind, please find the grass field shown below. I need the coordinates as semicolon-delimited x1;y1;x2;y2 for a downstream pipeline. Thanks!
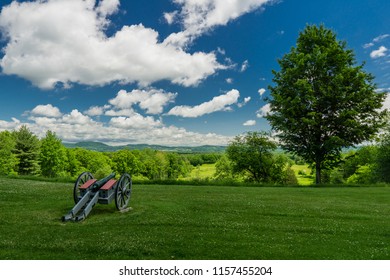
291;164;314;185
186;163;315;185
187;164;216;180
0;177;389;260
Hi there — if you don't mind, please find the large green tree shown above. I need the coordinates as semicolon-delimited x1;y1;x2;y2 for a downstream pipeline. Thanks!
0;130;18;175
13;125;41;175
267;25;387;184
40;130;67;177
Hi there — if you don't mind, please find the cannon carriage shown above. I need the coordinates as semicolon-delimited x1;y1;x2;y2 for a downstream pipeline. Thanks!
62;172;132;222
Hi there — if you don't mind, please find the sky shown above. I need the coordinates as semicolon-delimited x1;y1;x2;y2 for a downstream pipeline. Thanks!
0;0;389;146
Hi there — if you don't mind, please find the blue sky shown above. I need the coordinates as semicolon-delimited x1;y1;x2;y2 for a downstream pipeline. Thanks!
0;0;389;146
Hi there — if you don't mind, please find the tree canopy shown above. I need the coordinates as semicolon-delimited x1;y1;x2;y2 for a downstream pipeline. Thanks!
226;131;296;183
13;125;41;176
40;131;67;177
267;24;387;184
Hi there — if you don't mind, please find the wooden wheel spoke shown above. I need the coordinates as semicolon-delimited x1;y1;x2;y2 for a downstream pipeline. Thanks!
115;173;132;210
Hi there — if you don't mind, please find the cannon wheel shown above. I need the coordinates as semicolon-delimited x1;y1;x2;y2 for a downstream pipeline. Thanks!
115;173;132;211
73;172;94;204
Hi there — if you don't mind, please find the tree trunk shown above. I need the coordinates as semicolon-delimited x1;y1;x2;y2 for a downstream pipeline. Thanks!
315;161;321;184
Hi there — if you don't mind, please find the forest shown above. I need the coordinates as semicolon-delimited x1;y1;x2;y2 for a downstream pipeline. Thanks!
0;125;389;185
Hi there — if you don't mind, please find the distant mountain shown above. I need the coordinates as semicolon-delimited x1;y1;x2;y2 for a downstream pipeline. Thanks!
63;141;226;153
64;141;115;152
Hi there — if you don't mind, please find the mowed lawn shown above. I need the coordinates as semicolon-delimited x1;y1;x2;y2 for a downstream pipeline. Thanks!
0;177;389;260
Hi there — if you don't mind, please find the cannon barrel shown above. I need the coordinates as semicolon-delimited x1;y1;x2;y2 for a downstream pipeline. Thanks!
91;173;116;192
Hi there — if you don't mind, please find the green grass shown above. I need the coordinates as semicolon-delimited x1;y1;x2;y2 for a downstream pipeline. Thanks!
291;164;314;185
187;163;216;180
0;177;389;260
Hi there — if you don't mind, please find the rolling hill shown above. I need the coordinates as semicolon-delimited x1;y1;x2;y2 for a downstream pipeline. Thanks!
63;141;226;153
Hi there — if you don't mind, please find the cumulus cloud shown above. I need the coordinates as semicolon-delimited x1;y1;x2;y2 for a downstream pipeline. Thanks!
62;110;96;125
167;89;240;118
164;0;273;47
1;110;232;146
2;86;235;145
0;0;222;89
105;109;136;117
84;105;111;117
31;104;62;117
0;118;21;131
256;103;271;118
109;114;162;129
109;88;177;115
258;88;266;96
370;46;388;59
243;120;256;126
96;0;120;17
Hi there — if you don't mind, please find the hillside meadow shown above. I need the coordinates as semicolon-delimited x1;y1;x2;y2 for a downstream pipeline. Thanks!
0;177;389;260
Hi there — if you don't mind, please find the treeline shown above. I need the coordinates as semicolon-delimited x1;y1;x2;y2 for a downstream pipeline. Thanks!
1;126;389;185
211;131;390;185
320;142;390;184
0;126;222;180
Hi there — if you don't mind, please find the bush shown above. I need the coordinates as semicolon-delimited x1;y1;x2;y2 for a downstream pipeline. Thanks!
281;166;298;185
94;165;113;179
329;169;344;184
346;165;376;184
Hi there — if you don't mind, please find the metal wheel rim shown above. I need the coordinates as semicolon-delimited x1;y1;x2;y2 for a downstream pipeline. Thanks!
115;173;132;210
73;172;94;204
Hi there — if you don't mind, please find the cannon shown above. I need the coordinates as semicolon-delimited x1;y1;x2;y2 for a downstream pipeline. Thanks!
62;172;132;222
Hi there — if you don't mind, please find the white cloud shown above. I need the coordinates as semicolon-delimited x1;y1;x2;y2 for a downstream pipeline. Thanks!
238;96;251;108
363;42;374;49
31;104;62;117
382;92;390;111
105;108;135;117
226;78;234;84
217;47;226;55
0;118;21;131
167;89;240;118
62;110;96;125
0;0;223;89
3;112;232;146
84;105;110;117
243;120;256;126
258;88;266;96
1;97;234;146
164;0;273;47
256;103;271;118
244;96;251;103
109;88;177;114
164;11;178;24
109;114;162;129
373;34;390;43
96;0;120;17
240;60;249;72
370;46;388;59
364;34;389;49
